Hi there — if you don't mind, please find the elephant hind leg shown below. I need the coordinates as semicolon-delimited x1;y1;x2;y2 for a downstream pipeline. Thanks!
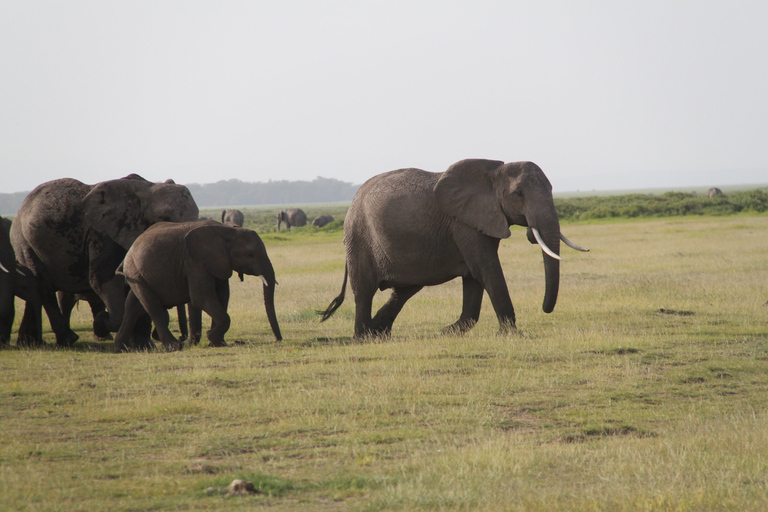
114;290;154;352
370;285;423;337
129;285;181;351
442;276;484;335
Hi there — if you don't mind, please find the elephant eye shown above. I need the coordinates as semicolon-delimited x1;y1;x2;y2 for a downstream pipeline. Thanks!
513;189;524;198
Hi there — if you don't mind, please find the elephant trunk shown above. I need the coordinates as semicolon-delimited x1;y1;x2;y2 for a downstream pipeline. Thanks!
528;216;561;314
261;269;282;341
541;237;560;313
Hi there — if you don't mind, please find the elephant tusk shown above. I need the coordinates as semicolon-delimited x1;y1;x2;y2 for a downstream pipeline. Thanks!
260;275;269;287
531;227;562;261
0;261;9;273
560;233;590;252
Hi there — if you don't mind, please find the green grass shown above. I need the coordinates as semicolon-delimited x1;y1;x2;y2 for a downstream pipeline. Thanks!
2;214;768;510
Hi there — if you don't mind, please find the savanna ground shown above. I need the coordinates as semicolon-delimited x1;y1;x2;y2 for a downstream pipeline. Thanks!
1;212;767;511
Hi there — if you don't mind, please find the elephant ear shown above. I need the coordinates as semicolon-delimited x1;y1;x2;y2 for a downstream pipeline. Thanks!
82;178;152;249
433;159;510;239
185;225;234;281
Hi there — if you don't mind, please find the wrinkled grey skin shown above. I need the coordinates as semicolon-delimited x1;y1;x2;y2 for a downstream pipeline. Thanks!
707;187;723;198
276;208;307;231
10;174;199;347
221;209;245;227
320;159;575;339
1;216;43;345
114;221;282;352
312;215;335;228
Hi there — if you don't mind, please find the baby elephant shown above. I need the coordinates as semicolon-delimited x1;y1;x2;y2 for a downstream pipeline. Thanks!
312;215;335;228
114;221;282;352
221;208;245;227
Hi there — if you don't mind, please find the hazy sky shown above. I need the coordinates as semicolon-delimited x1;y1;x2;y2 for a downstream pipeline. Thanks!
1;1;766;194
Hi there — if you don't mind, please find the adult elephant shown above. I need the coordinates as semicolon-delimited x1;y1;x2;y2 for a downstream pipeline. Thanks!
276;208;307;231
114;221;282;351
312;215;335;228
707;187;723;198
320;159;589;339
221;209;245;227
10;174;199;346
1;216;43;345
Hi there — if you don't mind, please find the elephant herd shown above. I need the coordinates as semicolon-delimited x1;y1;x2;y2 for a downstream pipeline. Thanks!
1;159;589;351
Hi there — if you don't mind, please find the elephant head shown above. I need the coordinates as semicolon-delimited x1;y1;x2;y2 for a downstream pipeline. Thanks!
185;224;282;341
83;176;200;250
276;211;287;231
435;159;586;314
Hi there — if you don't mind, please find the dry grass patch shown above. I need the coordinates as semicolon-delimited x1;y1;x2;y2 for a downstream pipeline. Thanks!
2;214;768;511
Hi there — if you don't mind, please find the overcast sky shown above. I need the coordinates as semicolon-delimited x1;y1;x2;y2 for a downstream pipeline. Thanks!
1;1;766;194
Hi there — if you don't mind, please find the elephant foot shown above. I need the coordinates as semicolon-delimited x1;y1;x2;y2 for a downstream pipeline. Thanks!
441;319;477;336
162;341;183;352
128;335;157;352
352;328;391;342
93;314;111;339
496;320;517;335
206;329;229;347
94;333;113;341
54;329;79;348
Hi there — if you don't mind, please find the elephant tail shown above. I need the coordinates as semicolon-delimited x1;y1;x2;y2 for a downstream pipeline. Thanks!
318;263;348;322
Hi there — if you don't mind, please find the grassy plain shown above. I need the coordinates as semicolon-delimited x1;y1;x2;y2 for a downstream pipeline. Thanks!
1;214;768;511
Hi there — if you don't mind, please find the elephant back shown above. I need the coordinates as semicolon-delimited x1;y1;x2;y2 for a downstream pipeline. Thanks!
11;178;92;278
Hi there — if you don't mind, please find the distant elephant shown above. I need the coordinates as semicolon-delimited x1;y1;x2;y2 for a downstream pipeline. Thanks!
221;209;245;227
11;174;199;347
320;159;589;339
312;215;335;228
276;208;307;231
707;187;723;198
1;216;43;345
114;221;282;351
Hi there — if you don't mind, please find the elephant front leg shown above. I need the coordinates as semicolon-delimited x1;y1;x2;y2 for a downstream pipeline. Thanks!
204;280;231;347
92;276;126;337
442;276;484;335
483;273;516;333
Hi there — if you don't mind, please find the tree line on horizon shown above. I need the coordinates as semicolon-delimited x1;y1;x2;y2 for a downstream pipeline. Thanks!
2;179;766;219
0;176;361;215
